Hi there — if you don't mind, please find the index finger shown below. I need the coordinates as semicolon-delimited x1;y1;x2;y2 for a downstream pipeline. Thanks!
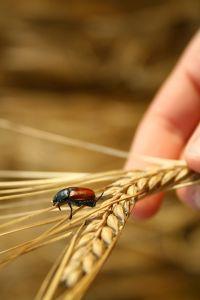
126;30;200;219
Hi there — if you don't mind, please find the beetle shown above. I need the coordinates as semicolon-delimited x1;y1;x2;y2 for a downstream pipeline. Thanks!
52;187;103;219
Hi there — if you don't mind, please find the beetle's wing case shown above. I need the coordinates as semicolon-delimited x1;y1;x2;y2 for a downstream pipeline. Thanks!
68;187;95;201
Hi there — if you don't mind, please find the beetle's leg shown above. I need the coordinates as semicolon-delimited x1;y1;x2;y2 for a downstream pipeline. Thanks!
54;203;61;211
56;203;61;211
68;202;73;219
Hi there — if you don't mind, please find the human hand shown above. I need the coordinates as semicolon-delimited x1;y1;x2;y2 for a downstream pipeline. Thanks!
125;30;200;219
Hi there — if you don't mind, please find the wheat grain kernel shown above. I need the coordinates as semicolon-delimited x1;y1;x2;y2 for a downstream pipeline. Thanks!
92;238;105;257
137;178;147;191
122;200;130;214
127;185;138;196
113;204;125;222
61;261;81;281
83;220;101;233
107;214;119;233
175;168;189;181
148;175;162;190
77;233;94;247
161;170;176;185
65;268;83;287
101;226;113;244
120;194;127;200
83;253;96;273
71;248;86;261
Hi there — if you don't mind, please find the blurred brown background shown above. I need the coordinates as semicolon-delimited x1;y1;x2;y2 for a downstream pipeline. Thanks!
0;1;200;299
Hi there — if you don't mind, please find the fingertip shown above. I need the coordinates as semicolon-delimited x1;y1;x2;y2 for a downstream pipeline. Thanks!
131;193;163;220
177;186;200;210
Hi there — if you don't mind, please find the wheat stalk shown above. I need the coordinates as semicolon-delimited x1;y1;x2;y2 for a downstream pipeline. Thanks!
35;165;199;300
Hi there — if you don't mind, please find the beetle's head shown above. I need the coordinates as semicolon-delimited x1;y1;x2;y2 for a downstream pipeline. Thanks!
52;189;70;206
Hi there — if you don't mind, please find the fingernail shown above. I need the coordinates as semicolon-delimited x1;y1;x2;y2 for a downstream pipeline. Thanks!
187;134;200;159
180;186;200;209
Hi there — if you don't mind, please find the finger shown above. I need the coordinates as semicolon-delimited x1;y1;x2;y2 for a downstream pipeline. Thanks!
126;30;200;219
131;194;163;220
185;123;200;173
177;123;200;208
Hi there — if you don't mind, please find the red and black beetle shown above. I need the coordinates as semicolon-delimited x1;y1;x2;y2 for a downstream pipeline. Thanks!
52;187;103;219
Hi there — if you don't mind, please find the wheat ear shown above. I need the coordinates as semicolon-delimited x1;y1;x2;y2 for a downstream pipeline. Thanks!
36;165;199;300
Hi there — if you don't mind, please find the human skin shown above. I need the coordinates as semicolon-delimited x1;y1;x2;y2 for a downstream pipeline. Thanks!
125;30;200;219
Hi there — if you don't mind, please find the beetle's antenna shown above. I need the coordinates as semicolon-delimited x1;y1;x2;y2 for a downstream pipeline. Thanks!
95;191;104;203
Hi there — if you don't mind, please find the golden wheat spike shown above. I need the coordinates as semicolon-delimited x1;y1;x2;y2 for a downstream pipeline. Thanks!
35;165;199;300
